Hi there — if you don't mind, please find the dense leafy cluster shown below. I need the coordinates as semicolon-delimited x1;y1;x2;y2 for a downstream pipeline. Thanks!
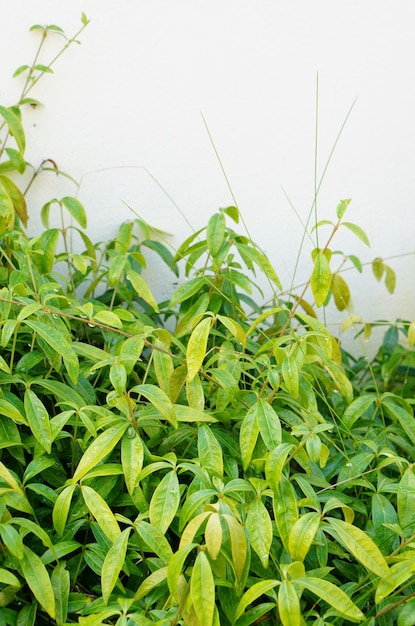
1;15;415;626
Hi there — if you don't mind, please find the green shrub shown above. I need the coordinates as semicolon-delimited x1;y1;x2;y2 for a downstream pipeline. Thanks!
1;15;415;626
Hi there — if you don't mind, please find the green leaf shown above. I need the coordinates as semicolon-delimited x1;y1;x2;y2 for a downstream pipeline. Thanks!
325;517;389;577
134;520;173;562
0;105;25;153
311;251;331;307
71;423;128;483
109;362;127;394
60;196;87;228
168;543;197;601
186;316;212;382
341;221;370;246
169;277;206;308
342;395;376;430
51;562;70;625
125;267;159;311
246;498;273;568
134;566;168;601
52;483;77;536
278;579;301;626
336;198;351;219
131;383;177;427
288;511;321;562
149;470;180;534
191;551;215;626
382;396;415;447
121;431;144;495
20;546;56;619
237;243;282;289
101;527;131;604
35;228;60;274
234;580;279;622
175;293;210;338
24;389;52;454
397;597;415;626
81;485;121;541
25;319;79;383
207;212;226;257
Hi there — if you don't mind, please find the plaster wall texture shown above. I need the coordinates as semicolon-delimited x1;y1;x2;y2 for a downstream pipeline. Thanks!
2;1;415;352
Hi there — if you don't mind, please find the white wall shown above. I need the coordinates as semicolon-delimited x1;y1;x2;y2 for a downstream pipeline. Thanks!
2;1;415;351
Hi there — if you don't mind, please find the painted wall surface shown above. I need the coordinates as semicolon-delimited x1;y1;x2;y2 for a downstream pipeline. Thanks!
2;1;415;351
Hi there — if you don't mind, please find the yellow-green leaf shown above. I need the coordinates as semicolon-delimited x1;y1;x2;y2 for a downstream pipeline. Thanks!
51;562;70;625
288;511;321;562
331;272;351;311
121;431;144;495
234;579;279;622
186;316;212;382
0;105;25;153
223;514;247;581
71;423;127;483
376;559;415;603
126;267;159;311
256;398;281;450
408;320;415;349
342;221;370;246
93;310;123;329
81;485;121;541
52;483;77;536
265;443;295;495
207;212;226;257
325;517;389;577
102;528;131;604
311;251;331;307
198;424;223;477
24;389;52;454
0;176;27;227
134;566;168;601
205;512;222;560
134;520;173;562
239;404;259;471
61;196;87;229
20;546;55;619
278;579;301;626
191;551;215;626
246;498;273;568
296;576;364;622
149;470;180;534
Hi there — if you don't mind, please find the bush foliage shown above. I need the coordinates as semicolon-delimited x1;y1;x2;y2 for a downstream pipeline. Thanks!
1;15;415;626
